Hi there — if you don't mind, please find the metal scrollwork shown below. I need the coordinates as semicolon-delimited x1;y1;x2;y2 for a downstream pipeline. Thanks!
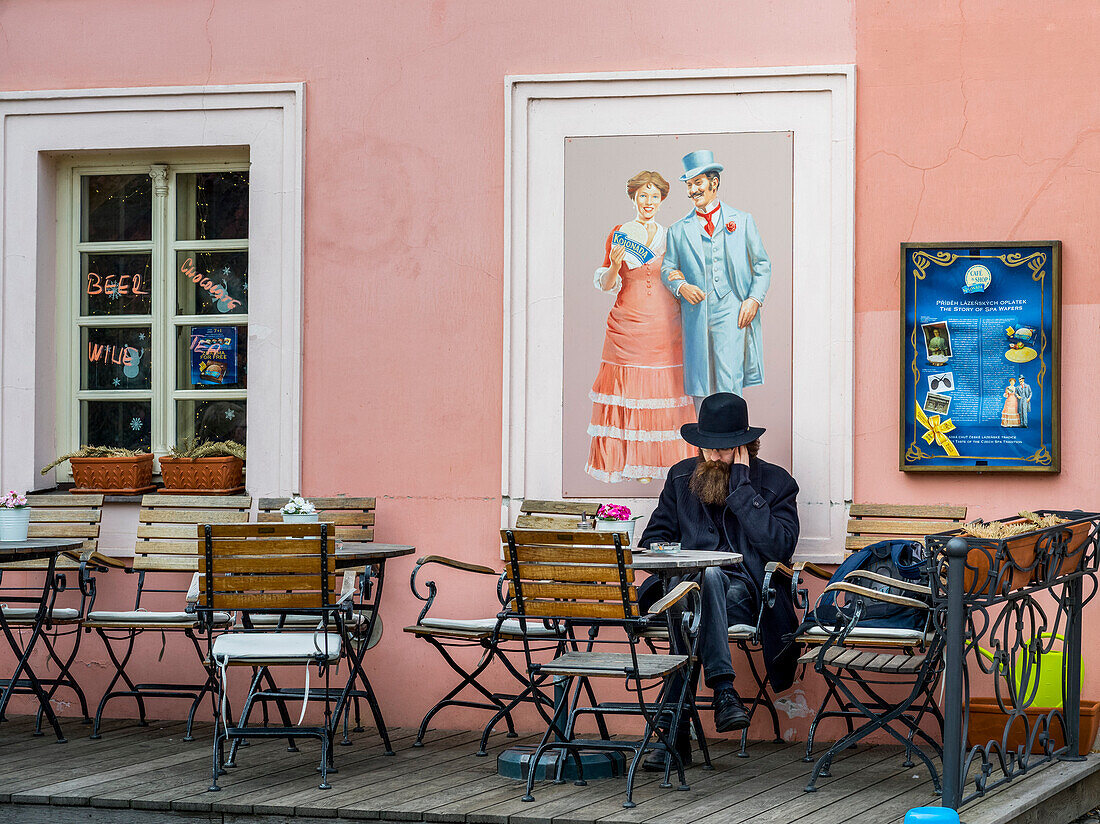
932;512;1100;809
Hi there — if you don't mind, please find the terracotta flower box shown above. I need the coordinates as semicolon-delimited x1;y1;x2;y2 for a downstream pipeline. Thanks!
70;453;156;495
158;455;245;495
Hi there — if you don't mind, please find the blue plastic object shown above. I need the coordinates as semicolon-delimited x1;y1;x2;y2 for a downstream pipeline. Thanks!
904;808;960;824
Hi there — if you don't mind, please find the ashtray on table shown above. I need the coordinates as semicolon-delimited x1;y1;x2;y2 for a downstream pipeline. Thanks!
647;542;682;555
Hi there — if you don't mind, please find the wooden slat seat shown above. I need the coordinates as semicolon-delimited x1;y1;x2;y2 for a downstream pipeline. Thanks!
799;645;927;675
539;650;688;678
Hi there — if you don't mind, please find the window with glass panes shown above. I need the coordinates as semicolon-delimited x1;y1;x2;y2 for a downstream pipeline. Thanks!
71;163;248;458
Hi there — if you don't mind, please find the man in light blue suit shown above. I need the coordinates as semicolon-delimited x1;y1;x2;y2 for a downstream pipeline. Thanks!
663;150;772;405
1016;375;1032;427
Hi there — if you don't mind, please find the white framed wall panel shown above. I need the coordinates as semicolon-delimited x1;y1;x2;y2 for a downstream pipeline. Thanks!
503;67;855;561
0;84;304;496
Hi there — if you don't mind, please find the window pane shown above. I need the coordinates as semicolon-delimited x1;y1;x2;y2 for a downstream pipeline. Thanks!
81;400;151;451
176;172;249;241
81;326;152;390
176;324;247;390
81;252;152;316
178;399;246;445
81;174;152;242
176;250;248;315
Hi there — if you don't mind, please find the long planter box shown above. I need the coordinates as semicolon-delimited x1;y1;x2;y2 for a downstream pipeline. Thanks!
934;510;1096;596
69;454;156;495
158;456;244;495
967;697;1100;756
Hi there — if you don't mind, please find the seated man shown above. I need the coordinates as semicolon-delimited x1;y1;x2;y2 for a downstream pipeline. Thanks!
639;392;800;768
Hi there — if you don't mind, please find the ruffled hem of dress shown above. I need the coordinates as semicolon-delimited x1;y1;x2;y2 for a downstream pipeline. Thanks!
589;390;693;410
586;424;683;442
584;464;669;483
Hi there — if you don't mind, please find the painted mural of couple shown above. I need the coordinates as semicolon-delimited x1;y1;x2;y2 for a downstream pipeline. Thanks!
585;150;773;484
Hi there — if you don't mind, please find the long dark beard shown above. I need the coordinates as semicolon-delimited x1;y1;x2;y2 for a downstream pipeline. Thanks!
689;458;731;506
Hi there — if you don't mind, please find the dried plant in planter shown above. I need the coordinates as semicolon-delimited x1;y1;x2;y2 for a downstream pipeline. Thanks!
159;439;245;495
40;445;144;475
962;511;1070;540
40;446;154;495
167;438;246;461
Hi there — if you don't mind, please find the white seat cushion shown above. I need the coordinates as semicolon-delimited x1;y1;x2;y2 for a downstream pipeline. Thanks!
799;626;930;644
1;607;80;622
727;623;756;639
420;617;562;638
86;610;232;626
249;613;329;627
212;632;342;664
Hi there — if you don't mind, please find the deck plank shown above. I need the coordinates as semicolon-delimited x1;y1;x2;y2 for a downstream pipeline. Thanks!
0;716;1095;824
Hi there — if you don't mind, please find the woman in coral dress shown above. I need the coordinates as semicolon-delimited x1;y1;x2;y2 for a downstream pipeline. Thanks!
585;171;697;483
1000;378;1021;427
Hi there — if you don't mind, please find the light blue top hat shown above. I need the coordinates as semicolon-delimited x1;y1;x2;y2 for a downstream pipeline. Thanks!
680;149;724;181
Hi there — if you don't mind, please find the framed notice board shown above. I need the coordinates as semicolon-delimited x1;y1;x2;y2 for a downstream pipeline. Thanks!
900;241;1061;473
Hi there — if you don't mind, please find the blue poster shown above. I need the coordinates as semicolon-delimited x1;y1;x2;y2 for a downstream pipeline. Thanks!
190;326;238;386
901;243;1060;472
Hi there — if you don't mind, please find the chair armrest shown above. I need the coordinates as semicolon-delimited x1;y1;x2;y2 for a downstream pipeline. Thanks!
794;561;834;581
414;555;496;575
62;549;127;569
764;561;796;580
410;555;499;625
185;572;200;604
823;581;930;611
844;570;931;597
647;581;701;616
337;569;357;604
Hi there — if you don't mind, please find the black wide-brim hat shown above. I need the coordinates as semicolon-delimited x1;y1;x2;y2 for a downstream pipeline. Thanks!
680;393;766;449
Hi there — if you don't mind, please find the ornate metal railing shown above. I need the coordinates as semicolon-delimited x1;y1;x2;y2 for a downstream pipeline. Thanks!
930;510;1100;809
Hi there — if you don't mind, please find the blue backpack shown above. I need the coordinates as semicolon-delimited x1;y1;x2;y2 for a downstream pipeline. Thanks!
799;539;930;633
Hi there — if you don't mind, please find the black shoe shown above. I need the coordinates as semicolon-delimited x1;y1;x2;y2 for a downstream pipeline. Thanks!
713;689;750;733
642;728;692;772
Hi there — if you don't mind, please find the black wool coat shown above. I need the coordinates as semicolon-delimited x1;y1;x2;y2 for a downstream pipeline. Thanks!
638;455;801;692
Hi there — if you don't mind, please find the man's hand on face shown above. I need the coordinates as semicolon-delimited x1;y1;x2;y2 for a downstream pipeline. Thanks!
737;298;759;329
733;445;750;467
679;284;706;305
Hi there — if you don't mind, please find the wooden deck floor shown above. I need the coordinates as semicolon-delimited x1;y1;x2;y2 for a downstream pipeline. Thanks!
0;717;1095;824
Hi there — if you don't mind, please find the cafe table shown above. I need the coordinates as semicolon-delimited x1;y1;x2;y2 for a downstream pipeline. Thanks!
0;537;84;742
229;541;415;757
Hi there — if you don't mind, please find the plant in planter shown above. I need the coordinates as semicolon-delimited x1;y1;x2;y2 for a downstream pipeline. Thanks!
595;503;641;543
159;439;246;495
41;446;155;495
0;490;31;541
281;496;319;523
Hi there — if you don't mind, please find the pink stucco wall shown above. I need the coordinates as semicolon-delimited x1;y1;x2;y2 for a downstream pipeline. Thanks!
1;1;1098;742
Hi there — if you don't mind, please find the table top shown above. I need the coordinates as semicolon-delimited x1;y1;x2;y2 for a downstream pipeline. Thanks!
0;537;84;564
336;542;416;563
629;548;742;572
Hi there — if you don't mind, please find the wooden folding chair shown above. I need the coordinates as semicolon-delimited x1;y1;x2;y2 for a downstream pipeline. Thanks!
797;570;945;792
403;501;598;754
501;527;701;808
196;523;345;791
791;503;966;763
0;494;122;736
84;494;249;739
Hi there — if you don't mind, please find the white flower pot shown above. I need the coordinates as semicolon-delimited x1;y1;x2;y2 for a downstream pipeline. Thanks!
282;512;319;523
596;517;638;544
0;508;31;541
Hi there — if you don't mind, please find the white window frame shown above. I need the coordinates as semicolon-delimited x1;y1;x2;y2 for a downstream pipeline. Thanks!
0;84;303;497
58;154;251;463
502;67;855;562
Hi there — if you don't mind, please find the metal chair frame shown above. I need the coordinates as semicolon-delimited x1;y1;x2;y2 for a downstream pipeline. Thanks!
502;527;702;809
799;570;945;793
196;522;346;791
